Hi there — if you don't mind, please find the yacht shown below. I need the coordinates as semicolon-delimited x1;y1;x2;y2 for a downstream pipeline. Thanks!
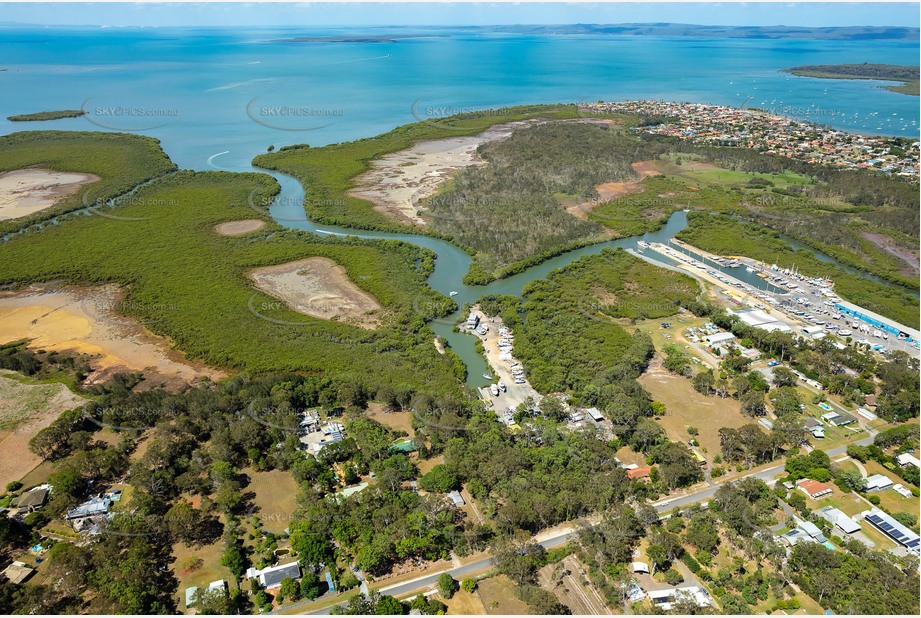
637;240;651;249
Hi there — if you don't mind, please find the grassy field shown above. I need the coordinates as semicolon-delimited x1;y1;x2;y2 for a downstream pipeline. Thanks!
171;539;235;610
638;366;749;456
441;589;487;615
367;404;415;437
676;212;920;328
476;575;530;615
245;469;300;534
0;161;464;397
0;374;86;486
0;131;176;235
862;460;920;516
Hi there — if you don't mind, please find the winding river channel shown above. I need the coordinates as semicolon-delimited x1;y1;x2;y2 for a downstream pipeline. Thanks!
248;164;793;388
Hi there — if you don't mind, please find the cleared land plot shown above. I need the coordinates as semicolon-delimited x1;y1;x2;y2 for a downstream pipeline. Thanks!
441;589;487;615
639;361;749;455
0;285;225;389
214;219;265;236
246;468;299;534
367;403;415;437
537;554;609;615
172;539;235;610
476;575;530;615
0;169;99;220
567;159;663;220
0;373;86;486
248;257;383;329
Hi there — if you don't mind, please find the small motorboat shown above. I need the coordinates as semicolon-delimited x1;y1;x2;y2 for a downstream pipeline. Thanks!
449;291;458;296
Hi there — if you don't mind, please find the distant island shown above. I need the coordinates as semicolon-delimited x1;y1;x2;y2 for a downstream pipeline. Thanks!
488;23;919;41
273;34;446;43
7;109;86;122
783;63;920;96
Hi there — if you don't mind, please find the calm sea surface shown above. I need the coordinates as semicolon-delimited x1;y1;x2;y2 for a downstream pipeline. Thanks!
1;26;918;170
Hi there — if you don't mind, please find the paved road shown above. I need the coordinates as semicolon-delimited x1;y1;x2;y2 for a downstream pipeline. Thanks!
306;432;877;615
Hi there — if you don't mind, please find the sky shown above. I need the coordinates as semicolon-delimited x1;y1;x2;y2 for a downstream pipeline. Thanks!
0;1;918;28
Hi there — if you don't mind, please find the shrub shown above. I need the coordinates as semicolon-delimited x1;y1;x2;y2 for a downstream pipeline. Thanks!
664;568;684;585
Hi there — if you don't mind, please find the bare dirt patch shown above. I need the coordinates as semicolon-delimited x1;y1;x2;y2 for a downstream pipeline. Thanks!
248;257;382;329
214;219;266;236
367;403;415;437
0;284;224;389
348;121;536;226
861;230;919;277
566;160;663;220
0;373;86;486
442;589;488;615
640;357;749;455
0;169;99;220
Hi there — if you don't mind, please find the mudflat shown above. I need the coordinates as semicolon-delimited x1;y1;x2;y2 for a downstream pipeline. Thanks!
214;219;266;236
248;257;383;328
0;168;100;220
0;284;225;388
348;121;533;225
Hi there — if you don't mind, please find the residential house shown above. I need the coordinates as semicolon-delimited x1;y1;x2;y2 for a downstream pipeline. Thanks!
627;466;652;481
446;490;466;507
799;520;827;543
12;487;49;512
1;562;34;584
797;479;833;500
65;496;112;520
647;586;713;611
246;561;302;589
864;474;894;492
820;507;861;534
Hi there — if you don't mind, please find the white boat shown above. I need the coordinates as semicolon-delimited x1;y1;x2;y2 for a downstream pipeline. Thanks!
745;267;754;273
637;240;651;249
482;373;493;380
449;291;458;297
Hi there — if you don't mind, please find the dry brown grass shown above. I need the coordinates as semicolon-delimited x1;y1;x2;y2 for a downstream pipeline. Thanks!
639;358;749;456
442;589;487;615
476;575;530;615
245;468;299;534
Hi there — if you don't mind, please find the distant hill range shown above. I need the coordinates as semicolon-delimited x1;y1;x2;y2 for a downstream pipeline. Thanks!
492;23;920;40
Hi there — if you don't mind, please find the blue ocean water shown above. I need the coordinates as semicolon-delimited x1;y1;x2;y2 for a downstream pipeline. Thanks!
0;26;918;170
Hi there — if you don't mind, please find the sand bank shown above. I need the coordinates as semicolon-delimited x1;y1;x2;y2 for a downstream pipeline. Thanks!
0;168;99;220
0;284;225;388
248;257;382;328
